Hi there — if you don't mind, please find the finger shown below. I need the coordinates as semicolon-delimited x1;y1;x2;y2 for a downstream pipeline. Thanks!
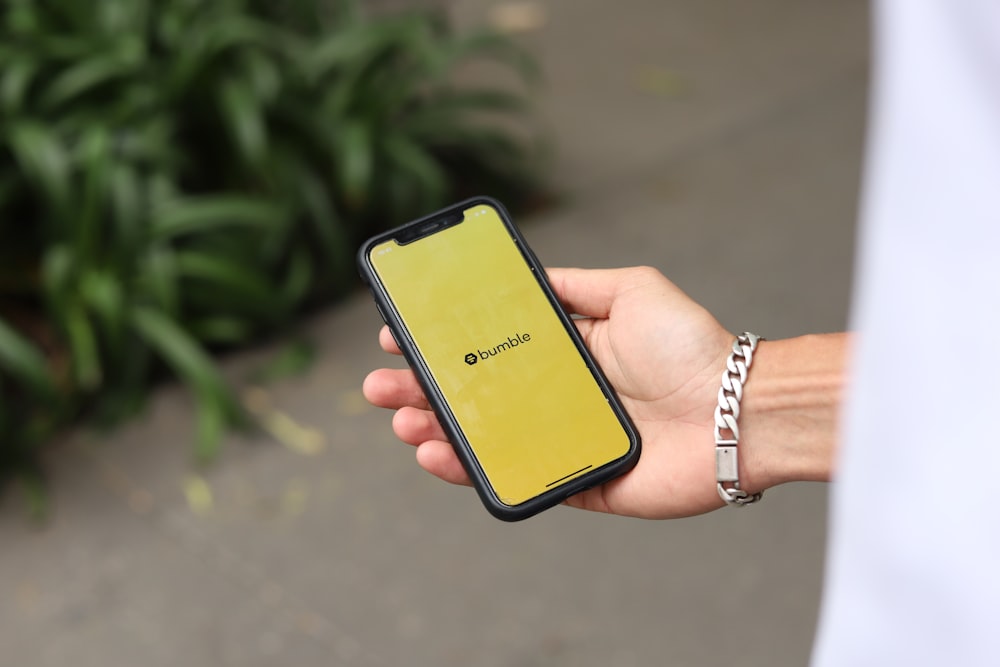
362;368;430;410
415;440;472;486
392;406;448;446
378;325;403;355
546;266;659;318
571;315;597;341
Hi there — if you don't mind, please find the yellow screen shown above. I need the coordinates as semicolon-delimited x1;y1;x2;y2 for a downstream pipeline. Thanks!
369;204;632;506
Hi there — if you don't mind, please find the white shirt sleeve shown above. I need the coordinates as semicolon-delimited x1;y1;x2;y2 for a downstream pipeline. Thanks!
812;1;1000;664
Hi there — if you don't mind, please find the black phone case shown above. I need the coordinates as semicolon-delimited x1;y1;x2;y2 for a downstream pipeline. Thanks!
357;196;641;521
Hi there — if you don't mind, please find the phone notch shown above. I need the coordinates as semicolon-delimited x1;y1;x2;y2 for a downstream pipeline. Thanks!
394;210;464;245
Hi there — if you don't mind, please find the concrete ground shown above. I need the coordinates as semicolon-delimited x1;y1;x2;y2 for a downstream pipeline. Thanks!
0;1;868;665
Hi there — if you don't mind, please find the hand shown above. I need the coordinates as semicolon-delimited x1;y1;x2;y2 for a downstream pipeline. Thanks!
363;266;742;519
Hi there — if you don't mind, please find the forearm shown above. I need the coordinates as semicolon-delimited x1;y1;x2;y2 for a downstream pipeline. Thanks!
738;333;850;494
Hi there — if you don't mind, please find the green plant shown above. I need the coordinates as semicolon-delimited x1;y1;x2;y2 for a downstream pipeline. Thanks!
0;0;542;502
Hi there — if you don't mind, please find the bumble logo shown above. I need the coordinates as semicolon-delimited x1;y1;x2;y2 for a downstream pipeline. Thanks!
465;332;532;366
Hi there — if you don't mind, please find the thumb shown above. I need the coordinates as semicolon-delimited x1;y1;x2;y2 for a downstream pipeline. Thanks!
546;267;651;318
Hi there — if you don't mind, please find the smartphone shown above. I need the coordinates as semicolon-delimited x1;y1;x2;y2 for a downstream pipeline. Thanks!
358;196;640;521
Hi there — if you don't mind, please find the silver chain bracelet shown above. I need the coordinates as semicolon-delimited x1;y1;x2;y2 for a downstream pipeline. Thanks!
714;332;764;506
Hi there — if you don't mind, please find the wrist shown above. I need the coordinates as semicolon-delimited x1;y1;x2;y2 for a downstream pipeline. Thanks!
736;333;848;494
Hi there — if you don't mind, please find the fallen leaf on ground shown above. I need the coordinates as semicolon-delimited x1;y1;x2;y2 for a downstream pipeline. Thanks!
633;66;687;97
336;389;371;416
489;1;548;33
183;474;214;515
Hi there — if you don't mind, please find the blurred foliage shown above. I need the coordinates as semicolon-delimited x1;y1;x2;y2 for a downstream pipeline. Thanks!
0;0;542;501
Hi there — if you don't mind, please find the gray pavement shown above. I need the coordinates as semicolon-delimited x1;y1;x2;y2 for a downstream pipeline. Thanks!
1;2;869;665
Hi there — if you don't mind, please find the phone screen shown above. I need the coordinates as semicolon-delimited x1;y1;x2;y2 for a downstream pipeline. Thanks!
368;203;634;507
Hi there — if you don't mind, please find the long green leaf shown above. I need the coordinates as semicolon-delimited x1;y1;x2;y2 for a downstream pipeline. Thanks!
307;19;433;116
40;245;74;316
336;120;373;207
174;250;288;314
326;0;363;28
65;305;101;390
247;339;316;384
292;167;351;276
81;270;125;343
0;318;55;398
0;58;38;114
19;472;50;522
130;306;238;460
187;317;253;345
118;118;180;167
382;133;447;203
39;53;142;111
94;3;148;35
165;15;280;89
129;306;230;404
444;31;541;85
151;195;289;241
281;248;313;305
5;121;71;219
218;78;268;169
304;22;412;82
108;164;145;267
203;16;286;56
138;246;179;316
194;396;226;461
239;49;281;105
75;126;112;259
